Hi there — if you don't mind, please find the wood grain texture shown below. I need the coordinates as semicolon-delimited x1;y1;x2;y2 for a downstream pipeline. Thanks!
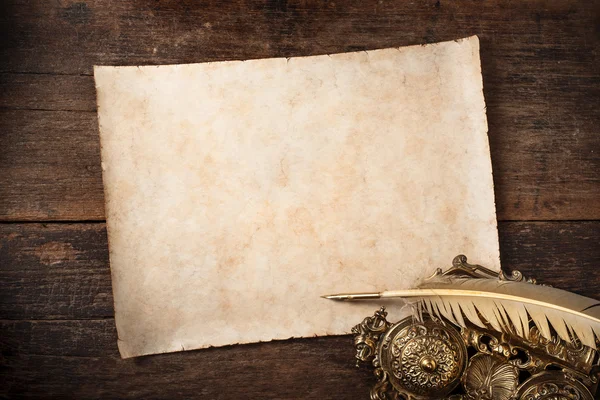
1;332;367;400
1;0;599;398
0;73;96;112
0;223;112;320
1;221;599;322
0;110;105;221
1;0;597;76
0;0;599;221
1;221;599;399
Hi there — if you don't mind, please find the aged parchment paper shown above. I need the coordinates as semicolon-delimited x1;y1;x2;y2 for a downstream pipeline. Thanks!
95;36;499;358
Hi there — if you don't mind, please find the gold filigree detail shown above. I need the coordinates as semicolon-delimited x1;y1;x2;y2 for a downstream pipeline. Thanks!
378;318;467;398
352;255;600;399
516;372;595;400
526;327;596;376
370;368;401;400
352;307;391;366
462;354;519;400
393;332;461;390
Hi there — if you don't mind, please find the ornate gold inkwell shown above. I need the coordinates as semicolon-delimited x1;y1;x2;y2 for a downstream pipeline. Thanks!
325;255;600;399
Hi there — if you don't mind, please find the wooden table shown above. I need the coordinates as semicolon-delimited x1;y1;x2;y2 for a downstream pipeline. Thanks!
1;1;598;398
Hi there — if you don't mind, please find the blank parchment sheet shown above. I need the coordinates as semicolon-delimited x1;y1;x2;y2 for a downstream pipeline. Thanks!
94;35;500;358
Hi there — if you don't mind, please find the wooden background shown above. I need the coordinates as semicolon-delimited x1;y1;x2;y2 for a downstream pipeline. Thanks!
1;0;598;398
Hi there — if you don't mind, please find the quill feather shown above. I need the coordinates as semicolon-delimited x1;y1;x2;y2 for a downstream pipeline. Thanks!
399;276;600;349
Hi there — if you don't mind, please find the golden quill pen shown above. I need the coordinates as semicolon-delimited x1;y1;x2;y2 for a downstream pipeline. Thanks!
323;274;600;349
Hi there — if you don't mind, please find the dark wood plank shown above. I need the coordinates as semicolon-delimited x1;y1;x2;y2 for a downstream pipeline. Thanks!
1;221;598;321
0;0;599;221
0;72;598;221
0;110;105;221
0;223;112;320
499;221;600;293
0;330;369;400
1;1;597;75
0;73;96;111
1;0;599;398
1;221;599;399
0;0;600;221
1;319;115;358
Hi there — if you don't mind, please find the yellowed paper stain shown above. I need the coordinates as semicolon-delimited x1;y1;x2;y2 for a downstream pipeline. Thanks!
94;36;499;358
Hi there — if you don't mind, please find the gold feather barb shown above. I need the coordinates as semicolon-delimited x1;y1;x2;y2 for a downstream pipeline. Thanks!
324;267;600;350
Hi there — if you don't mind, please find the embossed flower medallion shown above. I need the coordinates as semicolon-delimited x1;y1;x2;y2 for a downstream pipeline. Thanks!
377;318;467;398
398;335;460;387
350;257;600;399
516;372;595;400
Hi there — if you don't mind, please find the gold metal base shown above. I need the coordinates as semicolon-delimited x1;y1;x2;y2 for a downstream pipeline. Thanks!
352;256;600;399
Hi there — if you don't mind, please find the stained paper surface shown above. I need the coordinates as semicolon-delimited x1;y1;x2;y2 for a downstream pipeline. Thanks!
95;36;500;358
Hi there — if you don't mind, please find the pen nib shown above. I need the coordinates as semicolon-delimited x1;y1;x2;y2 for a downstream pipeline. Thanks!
321;292;381;301
321;294;347;301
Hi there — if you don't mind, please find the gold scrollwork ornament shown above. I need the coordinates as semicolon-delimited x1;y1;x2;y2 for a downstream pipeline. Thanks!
516;371;595;400
351;256;599;399
462;354;519;400
377;318;467;399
